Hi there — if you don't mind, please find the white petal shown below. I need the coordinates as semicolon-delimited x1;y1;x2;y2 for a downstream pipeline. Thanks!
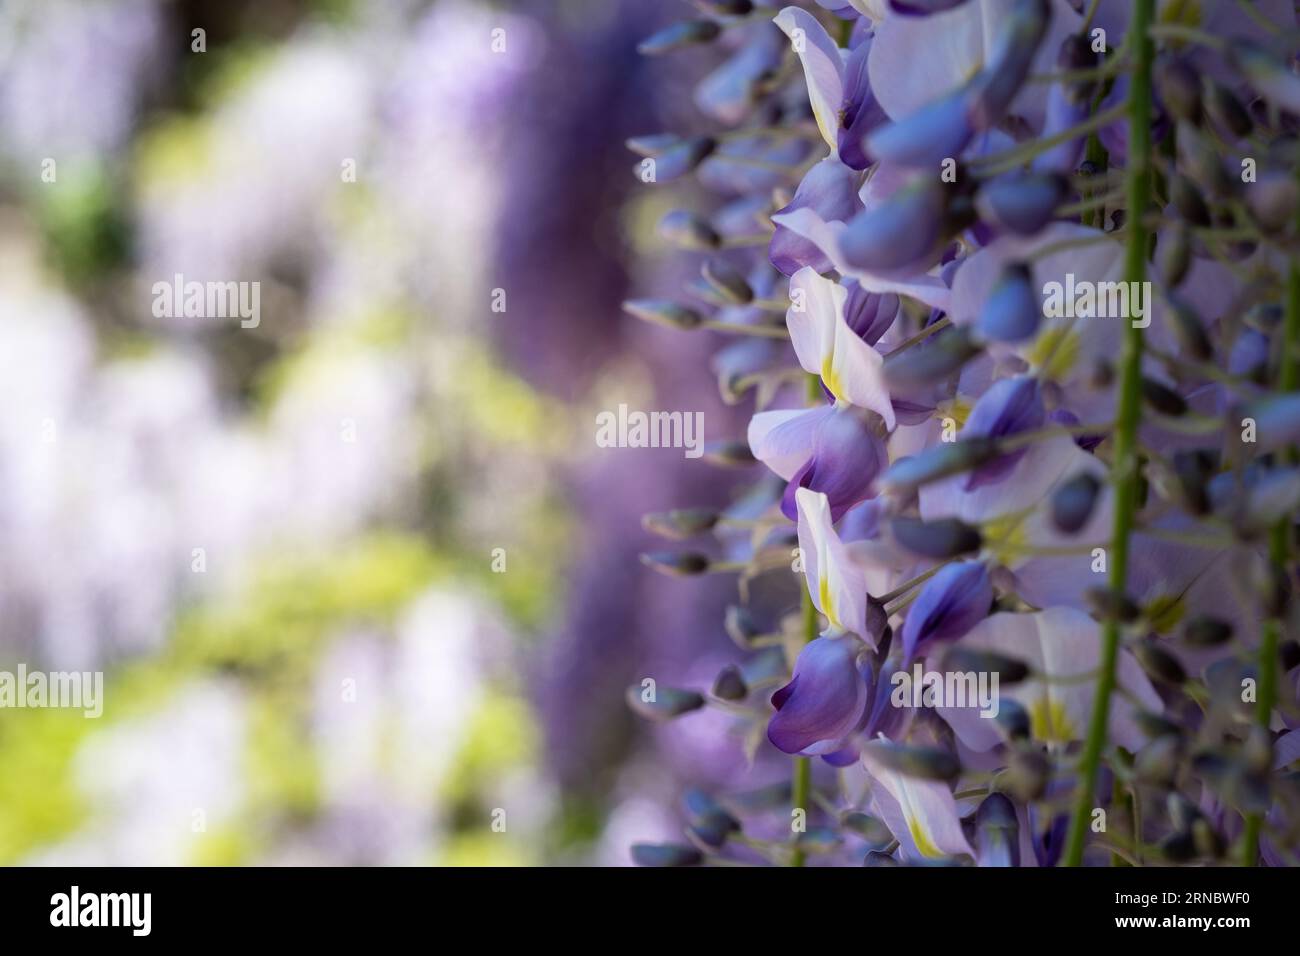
830;319;895;428
747;405;832;481
796;487;869;642
868;0;990;120
788;268;895;427
786;266;843;377
774;6;846;152
936;608;1162;753
863;747;975;861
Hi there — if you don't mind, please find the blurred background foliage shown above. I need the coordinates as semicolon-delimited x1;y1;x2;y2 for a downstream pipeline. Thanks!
0;0;771;865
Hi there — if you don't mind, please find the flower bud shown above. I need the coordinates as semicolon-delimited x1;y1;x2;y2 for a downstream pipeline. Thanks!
1135;735;1181;787
636;135;716;182
1176;122;1232;198
883;326;982;388
978;261;1041;342
626;133;681;156
711;664;748;701
1084;586;1140;623
1164;296;1213;360
701;439;758;467
1233;469;1300;536
694;0;754;14
728;781;792;813
1133;638;1187;686
658;209;720;250
864;850;900;866
842;811;891;847
1160;831;1197;863
639;551;710;576
1003;747;1050;802
879;438;1000;494
1253;560;1289;619
975;793;1020;867
631;843;703;867
1089;357;1114;388
890;516;982;559
683;788;739;828
1242;724;1273;775
686;819;732;850
796;827;841;852
1055;33;1098;104
725;604;762;648
1050;471;1101;534
626;684;706;721
642;508;719;539
1154;56;1201;123
889;0;975;13
840;177;972;279
1141;378;1188;417
701;258;754;304
976;173;1068;236
1205;80;1253;138
1172;449;1216;515
622;299;703;331
994;698;1032;741
1169;174;1211;226
1239;393;1300;453
1157;223;1191;288
1245;171;1298;235
941;646;1030;685
1182;614;1232;647
683;791;740;850
861;739;961;782
637;20;722;56
1136;711;1183;739
971;0;1050;125
741;647;786;687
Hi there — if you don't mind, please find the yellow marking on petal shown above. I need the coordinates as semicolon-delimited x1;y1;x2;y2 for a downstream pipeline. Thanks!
981;513;1030;565
820;357;844;403
1027;326;1081;382
938;397;972;428
818;575;835;627
908;815;944;858
1030;695;1075;743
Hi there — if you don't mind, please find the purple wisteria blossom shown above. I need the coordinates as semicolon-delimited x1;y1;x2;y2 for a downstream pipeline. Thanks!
626;0;1300;872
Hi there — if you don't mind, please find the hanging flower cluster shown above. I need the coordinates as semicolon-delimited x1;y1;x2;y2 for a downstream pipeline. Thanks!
626;0;1300;867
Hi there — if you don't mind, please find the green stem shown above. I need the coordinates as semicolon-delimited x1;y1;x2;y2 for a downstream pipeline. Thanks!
972;103;1127;177
1062;0;1154;868
791;369;823;868
1243;213;1300;865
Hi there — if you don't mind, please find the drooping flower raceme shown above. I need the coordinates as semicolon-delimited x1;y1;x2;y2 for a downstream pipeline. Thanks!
627;0;1300;869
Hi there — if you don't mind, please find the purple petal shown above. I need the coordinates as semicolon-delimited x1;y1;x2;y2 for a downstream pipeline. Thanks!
844;282;900;345
769;158;861;276
865;87;977;169
767;637;870;755
780;406;887;522
694;23;785;125
900;561;993;662
838;40;888;170
838;175;951;278
961;375;1045;490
